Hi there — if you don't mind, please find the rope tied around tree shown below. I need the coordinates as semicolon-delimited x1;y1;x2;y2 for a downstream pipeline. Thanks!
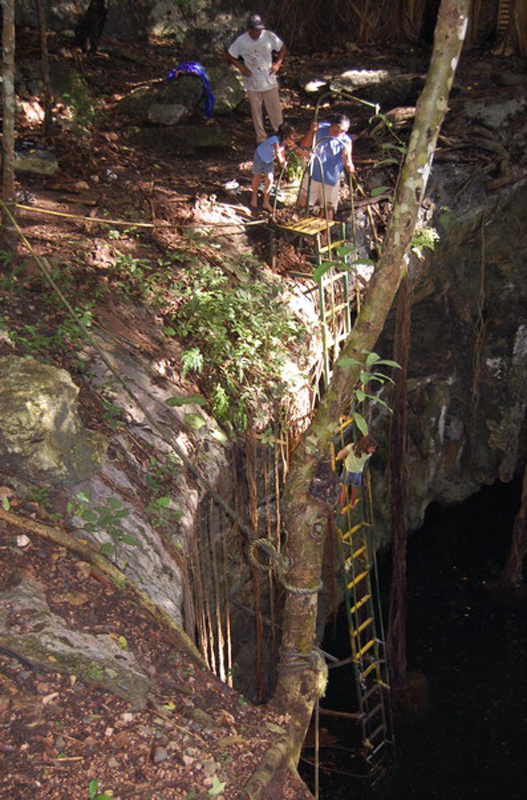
276;647;326;675
247;537;324;594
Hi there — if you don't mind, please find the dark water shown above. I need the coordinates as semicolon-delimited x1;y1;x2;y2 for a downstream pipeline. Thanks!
301;479;527;800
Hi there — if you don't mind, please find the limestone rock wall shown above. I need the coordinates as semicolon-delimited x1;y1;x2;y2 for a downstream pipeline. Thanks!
372;177;527;542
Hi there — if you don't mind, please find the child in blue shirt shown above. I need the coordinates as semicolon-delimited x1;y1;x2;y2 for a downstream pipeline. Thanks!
251;123;296;212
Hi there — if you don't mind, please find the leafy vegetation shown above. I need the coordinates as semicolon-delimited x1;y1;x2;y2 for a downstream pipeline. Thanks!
337;350;401;434
411;225;440;259
88;778;112;800
166;260;305;430
67;492;137;556
63;74;98;134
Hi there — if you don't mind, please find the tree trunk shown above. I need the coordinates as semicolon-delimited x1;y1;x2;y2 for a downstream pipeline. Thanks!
36;0;53;137
1;0;16;249
273;0;471;763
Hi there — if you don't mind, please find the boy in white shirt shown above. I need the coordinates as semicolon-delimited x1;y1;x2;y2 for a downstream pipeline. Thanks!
226;13;286;143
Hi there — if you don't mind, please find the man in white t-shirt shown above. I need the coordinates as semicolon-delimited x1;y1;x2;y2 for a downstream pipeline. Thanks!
226;13;286;143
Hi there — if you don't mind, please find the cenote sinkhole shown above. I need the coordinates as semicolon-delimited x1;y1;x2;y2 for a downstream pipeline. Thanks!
300;478;527;799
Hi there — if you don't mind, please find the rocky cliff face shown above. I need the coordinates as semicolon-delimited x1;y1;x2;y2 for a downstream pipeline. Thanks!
14;0;251;41
371;84;527;541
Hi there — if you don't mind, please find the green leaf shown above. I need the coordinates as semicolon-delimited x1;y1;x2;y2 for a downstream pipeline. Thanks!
210;428;229;444
371;371;394;384
163;326;176;336
119;534;139;546
359;371;371;384
2;495;10;511
106;497;122;509
365;351;381;367
335;245;355;257
82;509;98;522
155;496;171;507
368;395;393;412
76;491;91;504
337;356;362;369
353;412;369;436
184;413;207;430
374;359;401;369
208;776;227;797
355;388;366;402
313;261;337;282
381;143;407;154
165;394;207;407
371;186;392;197
373;157;399;167
88;779;98;799
99;542;114;556
117;636;128;650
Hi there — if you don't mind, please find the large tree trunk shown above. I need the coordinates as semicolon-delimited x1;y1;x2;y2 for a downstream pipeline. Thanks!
273;0;471;764
1;0;16;249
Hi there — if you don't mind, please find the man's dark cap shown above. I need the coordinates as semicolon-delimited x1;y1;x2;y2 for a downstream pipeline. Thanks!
247;14;265;30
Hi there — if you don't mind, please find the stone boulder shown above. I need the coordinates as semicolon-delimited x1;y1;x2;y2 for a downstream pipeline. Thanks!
148;103;190;125
331;69;425;109
0;356;107;485
14;147;59;176
0;577;151;707
206;63;245;115
119;62;244;123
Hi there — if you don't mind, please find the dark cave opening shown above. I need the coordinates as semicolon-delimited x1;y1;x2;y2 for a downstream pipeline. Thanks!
301;477;527;799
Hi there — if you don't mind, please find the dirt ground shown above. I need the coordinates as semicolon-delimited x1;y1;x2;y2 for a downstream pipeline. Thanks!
1;27;524;800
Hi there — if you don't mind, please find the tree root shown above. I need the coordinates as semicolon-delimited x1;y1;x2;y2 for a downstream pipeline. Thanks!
244;737;314;800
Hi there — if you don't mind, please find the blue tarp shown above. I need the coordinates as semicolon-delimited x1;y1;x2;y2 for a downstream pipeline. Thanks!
168;61;215;119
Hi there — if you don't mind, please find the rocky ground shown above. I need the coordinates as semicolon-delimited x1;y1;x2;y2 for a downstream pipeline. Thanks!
1;25;526;800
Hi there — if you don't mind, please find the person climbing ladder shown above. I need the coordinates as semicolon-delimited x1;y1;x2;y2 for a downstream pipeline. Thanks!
337;434;377;511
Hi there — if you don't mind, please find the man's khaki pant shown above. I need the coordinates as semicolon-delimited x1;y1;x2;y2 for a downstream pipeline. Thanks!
248;87;283;143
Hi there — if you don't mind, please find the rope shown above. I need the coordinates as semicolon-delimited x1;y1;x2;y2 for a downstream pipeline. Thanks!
276;647;323;673
13;202;267;230
1;200;289;582
247;537;322;595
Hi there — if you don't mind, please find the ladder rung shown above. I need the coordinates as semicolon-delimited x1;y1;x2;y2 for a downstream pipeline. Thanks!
362;681;383;703
347;570;368;589
321;270;349;283
278;216;337;235
349;594;371;614
318;239;346;255
342;522;363;540
354;638;375;660
367;738;388;760
366;722;387;744
351;545;367;560
364;702;384;723
326;302;350;315
361;660;379;679
352;616;374;637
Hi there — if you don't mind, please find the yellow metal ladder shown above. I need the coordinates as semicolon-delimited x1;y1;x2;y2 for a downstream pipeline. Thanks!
332;419;394;767
273;215;356;390
497;0;510;34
